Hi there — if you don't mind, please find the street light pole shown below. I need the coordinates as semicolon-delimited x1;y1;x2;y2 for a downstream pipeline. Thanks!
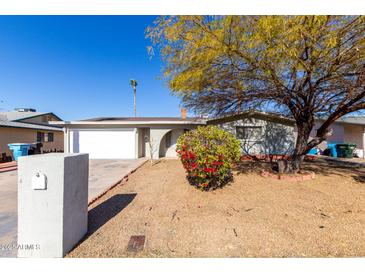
130;79;138;117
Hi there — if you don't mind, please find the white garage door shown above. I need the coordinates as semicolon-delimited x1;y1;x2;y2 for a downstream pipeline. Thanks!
70;129;136;159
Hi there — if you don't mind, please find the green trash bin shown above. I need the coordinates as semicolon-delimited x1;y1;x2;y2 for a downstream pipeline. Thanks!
336;144;356;158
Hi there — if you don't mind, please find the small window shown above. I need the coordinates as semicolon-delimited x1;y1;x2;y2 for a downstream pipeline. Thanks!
36;132;45;142
236;126;262;140
47;132;54;142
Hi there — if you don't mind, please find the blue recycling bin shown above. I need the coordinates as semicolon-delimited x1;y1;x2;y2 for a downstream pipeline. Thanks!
308;148;318;155
327;143;337;158
8;143;31;161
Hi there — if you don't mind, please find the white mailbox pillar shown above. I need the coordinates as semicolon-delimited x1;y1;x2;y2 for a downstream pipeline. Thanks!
18;153;89;257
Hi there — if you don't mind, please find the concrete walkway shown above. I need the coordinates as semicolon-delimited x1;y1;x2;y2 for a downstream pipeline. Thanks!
0;158;147;257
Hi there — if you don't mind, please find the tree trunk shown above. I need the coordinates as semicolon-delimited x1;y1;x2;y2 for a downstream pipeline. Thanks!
287;153;305;173
287;120;314;173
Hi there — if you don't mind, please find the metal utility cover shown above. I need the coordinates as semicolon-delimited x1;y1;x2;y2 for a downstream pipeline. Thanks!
126;235;145;252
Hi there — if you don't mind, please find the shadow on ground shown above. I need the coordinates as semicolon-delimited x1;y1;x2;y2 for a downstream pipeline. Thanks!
70;193;137;252
88;193;137;234
352;175;365;184
234;161;269;175
234;157;365;183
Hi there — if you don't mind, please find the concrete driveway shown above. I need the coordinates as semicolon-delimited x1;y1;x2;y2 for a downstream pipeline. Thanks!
0;170;18;257
0;158;146;257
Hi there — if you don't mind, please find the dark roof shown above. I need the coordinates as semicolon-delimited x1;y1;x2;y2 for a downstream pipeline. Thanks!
81;116;203;122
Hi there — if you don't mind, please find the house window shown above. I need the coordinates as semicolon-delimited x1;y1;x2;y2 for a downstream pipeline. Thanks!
36;132;45;142
47;132;54;142
236;126;262;140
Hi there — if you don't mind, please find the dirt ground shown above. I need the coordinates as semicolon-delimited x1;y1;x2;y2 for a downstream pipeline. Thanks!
67;159;365;258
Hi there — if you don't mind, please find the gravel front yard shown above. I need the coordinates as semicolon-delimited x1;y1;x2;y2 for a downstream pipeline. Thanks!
68;159;365;257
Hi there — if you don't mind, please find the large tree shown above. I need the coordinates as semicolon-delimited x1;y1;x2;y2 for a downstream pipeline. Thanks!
147;16;365;172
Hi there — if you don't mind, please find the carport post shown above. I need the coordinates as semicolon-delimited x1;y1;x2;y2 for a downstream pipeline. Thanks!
362;127;365;159
17;153;89;257
63;127;70;153
135;128;139;159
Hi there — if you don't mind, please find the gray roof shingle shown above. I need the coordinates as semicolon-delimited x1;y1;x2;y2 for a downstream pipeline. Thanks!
0;111;49;121
0;120;63;131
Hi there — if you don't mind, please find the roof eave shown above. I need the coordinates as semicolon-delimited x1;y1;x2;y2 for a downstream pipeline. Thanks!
50;120;206;126
0;124;64;131
207;111;296;126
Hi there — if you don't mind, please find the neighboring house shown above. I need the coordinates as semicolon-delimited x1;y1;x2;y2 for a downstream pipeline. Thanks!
311;117;365;158
0;108;64;160
52;111;365;160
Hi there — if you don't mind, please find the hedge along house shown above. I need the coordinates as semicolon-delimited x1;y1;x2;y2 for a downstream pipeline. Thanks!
0;108;64;160
52;111;365;160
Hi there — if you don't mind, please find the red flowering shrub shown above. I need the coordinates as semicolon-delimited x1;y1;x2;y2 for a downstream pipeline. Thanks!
176;126;241;191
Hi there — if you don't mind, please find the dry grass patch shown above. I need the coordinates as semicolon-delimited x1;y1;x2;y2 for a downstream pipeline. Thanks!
68;159;365;258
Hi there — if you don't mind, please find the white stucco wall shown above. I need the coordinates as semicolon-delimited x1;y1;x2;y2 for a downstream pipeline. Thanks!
159;129;185;158
148;125;198;159
214;117;295;155
148;128;171;159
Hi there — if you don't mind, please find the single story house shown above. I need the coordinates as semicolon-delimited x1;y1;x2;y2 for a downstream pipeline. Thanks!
51;116;204;160
0;108;64;160
52;110;365;160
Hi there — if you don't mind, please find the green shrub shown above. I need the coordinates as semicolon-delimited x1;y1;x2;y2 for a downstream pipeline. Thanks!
176;125;241;191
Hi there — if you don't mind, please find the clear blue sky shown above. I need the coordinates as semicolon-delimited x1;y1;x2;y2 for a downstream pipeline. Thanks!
0;16;183;120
